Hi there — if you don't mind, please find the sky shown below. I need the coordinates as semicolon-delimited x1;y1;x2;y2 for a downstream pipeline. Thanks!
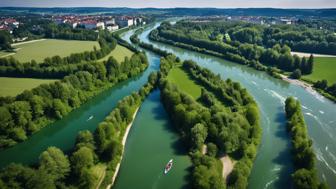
0;0;335;8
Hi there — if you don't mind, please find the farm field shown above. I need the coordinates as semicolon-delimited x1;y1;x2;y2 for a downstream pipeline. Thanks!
302;57;336;84
0;39;99;63
98;44;133;63
167;66;202;99
0;77;58;97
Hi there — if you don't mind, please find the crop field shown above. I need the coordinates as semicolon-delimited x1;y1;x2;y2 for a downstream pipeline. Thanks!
0;77;58;97
99;44;133;63
0;39;100;63
167;66;202;99
303;57;336;84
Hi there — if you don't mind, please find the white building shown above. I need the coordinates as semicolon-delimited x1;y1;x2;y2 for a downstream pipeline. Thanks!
107;25;119;32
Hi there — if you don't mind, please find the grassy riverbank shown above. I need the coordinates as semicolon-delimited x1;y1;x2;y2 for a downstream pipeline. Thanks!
98;44;133;63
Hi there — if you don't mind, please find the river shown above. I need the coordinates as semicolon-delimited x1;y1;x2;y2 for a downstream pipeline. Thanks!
0;34;161;168
0;23;335;189
136;23;336;189
112;90;191;189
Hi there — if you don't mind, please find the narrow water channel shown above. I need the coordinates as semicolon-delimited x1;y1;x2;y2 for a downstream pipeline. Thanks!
138;24;336;189
0;39;161;168
113;90;191;189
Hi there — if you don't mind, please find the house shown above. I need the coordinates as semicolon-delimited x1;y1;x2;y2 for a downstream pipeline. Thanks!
106;25;119;32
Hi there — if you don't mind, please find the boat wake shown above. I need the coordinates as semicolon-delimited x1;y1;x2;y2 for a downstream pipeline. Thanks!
263;89;286;105
264;176;278;189
316;148;336;175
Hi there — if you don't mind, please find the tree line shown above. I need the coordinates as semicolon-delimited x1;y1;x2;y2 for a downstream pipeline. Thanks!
285;97;329;189
0;31;119;78
0;73;158;189
0;31;13;51
158;55;261;189
165;20;336;55
0;52;148;149
150;22;314;76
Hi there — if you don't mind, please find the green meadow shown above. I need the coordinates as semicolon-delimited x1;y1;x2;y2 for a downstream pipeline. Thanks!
167;66;202;99
0;77;58;97
303;57;336;84
99;44;133;63
0;39;99;63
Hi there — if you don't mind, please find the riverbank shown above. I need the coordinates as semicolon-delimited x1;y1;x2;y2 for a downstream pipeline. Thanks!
279;74;327;102
106;107;140;189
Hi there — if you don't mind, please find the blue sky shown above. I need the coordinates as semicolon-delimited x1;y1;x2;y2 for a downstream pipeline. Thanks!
0;0;335;8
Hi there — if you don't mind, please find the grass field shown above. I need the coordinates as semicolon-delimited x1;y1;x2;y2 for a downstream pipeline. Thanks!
0;39;100;63
167;66;202;99
302;57;336;84
99;44;133;63
0;77;58;97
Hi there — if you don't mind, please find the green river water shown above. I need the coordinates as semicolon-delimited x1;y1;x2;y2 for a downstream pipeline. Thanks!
0;23;335;189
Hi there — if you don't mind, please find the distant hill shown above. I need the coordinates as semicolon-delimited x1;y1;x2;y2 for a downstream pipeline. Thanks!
0;7;335;17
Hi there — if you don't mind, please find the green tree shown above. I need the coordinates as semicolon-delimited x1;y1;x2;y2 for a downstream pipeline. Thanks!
39;147;70;182
71;147;94;176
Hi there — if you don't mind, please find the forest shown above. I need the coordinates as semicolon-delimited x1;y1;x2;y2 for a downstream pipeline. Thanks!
0;72;158;189
151;21;314;75
158;55;261;189
285;97;328;189
150;21;336;102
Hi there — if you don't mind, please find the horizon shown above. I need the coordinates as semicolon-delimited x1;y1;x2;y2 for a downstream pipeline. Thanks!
0;6;336;9
0;0;335;9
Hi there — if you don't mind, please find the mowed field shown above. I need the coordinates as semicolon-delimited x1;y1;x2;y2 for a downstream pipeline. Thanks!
303;57;336;84
0;39;99;63
167;66;202;99
0;77;58;97
99;44;133;63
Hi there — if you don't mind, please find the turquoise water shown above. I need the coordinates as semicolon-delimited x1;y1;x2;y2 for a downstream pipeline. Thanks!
139;24;336;189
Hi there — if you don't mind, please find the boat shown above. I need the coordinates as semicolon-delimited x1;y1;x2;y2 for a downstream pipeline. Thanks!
164;159;173;174
87;115;94;121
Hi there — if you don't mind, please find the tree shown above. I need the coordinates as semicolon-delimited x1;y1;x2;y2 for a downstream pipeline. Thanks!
39;147;70;182
245;105;259;126
291;69;302;79
191;123;208;150
207;143;218;157
75;130;95;150
71;147;94;176
0;31;12;51
292;169;319;189
307;55;314;74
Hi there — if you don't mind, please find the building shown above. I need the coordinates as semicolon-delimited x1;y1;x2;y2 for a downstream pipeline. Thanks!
96;22;105;30
106;25;119;32
80;20;105;30
280;19;293;25
116;17;134;28
105;18;115;26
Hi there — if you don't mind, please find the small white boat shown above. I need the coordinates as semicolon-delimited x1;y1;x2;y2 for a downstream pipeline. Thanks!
87;115;94;121
164;159;173;174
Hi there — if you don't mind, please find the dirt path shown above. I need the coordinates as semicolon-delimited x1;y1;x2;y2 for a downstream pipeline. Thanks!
290;51;336;58
202;144;234;180
106;107;140;189
220;155;234;180
11;39;46;46
95;168;106;189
